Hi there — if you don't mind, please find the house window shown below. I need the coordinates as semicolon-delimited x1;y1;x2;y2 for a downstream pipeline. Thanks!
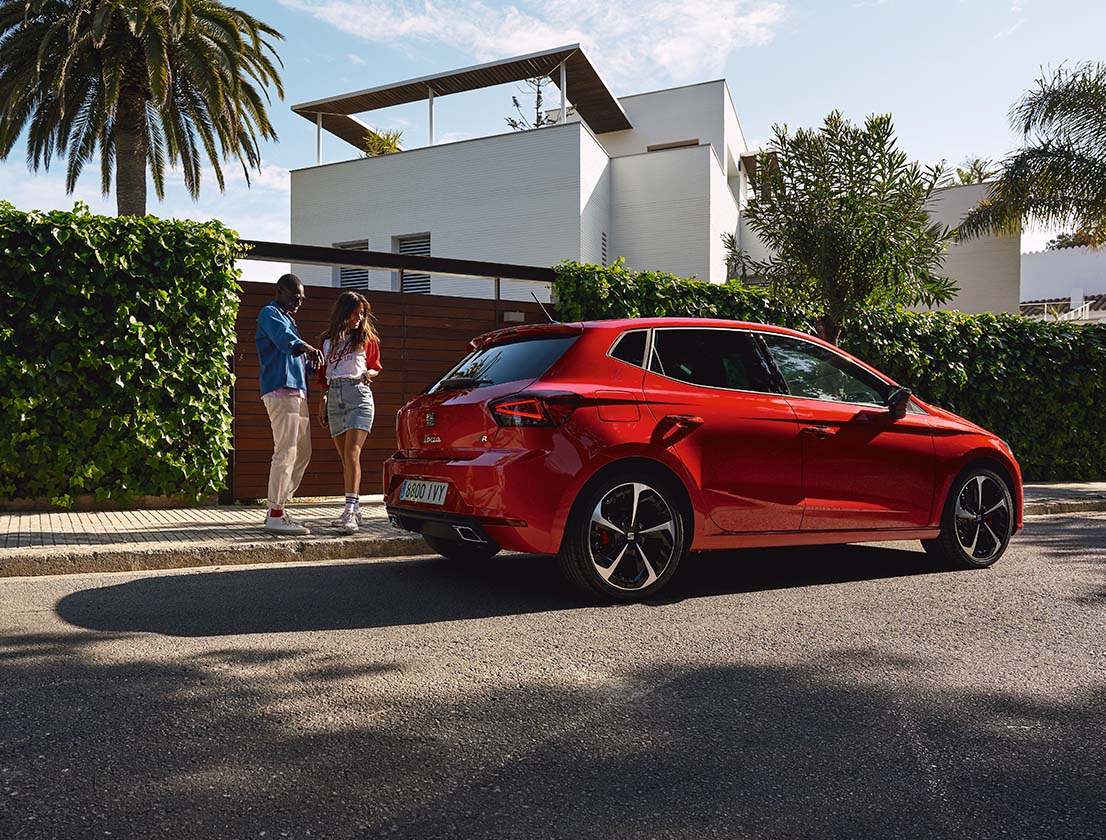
601;232;608;267
396;233;431;294
334;240;369;289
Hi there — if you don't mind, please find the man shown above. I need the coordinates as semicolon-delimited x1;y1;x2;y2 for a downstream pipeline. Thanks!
256;274;324;535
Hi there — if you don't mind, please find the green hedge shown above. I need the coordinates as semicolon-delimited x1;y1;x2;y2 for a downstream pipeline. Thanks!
554;260;1106;481
0;203;241;506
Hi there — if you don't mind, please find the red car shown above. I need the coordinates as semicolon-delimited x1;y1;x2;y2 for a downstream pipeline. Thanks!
384;319;1023;601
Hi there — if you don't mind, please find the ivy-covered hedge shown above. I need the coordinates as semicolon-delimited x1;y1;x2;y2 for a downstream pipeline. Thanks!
554;260;1106;481
0;203;241;506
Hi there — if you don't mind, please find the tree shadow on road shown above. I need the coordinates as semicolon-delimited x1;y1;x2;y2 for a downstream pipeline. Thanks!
55;541;943;636
1;632;1102;840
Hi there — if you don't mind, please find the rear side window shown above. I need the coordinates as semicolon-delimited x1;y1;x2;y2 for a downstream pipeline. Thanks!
431;336;579;391
649;329;776;392
609;330;647;367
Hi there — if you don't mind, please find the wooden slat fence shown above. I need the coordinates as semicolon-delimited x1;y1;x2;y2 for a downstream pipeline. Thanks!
233;281;547;501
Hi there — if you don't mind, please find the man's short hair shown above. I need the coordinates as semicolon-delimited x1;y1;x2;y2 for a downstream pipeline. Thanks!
276;273;303;290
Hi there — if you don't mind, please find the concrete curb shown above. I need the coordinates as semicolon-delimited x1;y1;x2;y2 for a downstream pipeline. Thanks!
1024;498;1106;517
0;533;430;579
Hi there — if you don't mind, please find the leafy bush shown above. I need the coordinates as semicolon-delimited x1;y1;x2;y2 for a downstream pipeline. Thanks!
554;259;818;331
0;202;241;506
554;260;1106;481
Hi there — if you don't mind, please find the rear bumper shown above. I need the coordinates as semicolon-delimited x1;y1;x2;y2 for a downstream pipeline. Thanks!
383;449;583;554
386;505;498;548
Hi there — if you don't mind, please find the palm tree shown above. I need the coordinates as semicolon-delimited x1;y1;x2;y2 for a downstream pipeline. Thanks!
0;0;284;216
958;62;1106;244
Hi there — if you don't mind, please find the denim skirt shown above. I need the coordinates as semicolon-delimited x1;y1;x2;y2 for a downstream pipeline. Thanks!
327;377;375;437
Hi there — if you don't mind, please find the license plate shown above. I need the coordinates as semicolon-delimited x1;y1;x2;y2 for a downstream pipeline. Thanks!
399;479;448;506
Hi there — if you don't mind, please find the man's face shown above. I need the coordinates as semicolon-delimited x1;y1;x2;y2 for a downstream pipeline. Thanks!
277;281;306;314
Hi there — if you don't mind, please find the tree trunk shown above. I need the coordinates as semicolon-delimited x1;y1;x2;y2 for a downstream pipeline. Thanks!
114;89;147;216
816;314;842;345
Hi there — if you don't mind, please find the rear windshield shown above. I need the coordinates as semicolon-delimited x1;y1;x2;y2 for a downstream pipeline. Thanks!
430;336;579;392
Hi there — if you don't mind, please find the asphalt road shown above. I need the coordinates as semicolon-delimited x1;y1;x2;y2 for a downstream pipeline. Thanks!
2;514;1104;840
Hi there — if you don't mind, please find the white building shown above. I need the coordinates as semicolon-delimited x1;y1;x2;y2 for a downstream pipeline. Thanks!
289;45;1019;312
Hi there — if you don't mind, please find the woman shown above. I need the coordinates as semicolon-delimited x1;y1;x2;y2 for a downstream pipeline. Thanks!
317;291;383;534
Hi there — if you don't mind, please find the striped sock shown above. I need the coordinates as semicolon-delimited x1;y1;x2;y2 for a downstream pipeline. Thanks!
344;494;357;513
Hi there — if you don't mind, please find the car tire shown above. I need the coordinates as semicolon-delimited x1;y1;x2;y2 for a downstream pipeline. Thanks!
922;467;1014;569
423;534;500;562
559;471;687;601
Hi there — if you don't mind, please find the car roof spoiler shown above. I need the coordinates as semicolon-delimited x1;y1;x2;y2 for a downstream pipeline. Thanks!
470;322;584;350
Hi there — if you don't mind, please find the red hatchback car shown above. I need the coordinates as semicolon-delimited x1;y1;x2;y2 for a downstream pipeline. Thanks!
384;319;1023;601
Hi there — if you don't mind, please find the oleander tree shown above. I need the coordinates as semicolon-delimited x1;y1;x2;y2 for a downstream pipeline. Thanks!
726;111;957;343
0;0;284;216
958;62;1106;246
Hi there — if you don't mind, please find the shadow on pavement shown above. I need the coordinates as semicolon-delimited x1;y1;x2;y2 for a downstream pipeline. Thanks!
56;542;942;636
1;633;1102;840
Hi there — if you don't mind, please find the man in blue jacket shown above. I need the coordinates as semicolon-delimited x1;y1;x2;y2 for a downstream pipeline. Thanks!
256;274;324;535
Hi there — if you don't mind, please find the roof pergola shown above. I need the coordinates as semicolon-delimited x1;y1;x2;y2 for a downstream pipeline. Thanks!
292;45;631;157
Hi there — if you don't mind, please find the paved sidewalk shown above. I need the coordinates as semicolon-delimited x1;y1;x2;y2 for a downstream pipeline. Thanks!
0;497;425;578
0;484;1103;578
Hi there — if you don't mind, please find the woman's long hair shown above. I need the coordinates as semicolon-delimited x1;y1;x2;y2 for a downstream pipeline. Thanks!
320;291;379;363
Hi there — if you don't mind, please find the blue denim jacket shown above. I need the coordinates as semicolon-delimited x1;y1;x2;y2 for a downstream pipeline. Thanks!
256;302;311;395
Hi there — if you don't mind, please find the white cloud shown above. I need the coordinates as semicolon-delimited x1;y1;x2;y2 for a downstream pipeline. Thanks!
279;0;788;87
347;53;368;65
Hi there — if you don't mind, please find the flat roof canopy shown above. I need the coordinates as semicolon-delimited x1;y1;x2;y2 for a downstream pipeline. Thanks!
292;44;631;148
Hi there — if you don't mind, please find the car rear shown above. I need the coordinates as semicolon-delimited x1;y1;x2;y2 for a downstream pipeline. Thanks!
384;323;593;554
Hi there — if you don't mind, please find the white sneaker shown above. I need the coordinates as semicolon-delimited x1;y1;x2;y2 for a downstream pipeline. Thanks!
355;509;364;527
265;514;310;536
336;510;358;535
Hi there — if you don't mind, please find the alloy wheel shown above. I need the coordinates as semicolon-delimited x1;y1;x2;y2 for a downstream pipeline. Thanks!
588;482;678;592
954;474;1011;562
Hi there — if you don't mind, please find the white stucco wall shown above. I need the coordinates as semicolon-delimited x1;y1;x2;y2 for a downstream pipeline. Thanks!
609;144;713;281
709;150;740;283
290;123;586;298
597;82;729;165
1021;246;1106;300
923;182;1020;314
579;127;611;266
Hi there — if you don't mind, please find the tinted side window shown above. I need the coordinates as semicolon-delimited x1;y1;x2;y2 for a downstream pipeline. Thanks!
432;336;578;391
761;334;890;405
650;329;776;392
610;330;647;367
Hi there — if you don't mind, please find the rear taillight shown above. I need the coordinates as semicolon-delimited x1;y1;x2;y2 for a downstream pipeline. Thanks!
489;391;582;427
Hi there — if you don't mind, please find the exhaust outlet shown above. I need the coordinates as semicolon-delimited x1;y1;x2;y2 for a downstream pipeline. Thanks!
453;525;485;543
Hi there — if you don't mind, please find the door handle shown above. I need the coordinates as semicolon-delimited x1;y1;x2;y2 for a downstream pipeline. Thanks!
801;425;835;439
664;414;704;429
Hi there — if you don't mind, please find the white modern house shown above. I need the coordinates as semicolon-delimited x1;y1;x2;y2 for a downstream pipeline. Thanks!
289;45;1019;312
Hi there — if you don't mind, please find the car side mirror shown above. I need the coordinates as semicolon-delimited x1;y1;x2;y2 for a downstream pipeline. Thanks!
885;386;912;420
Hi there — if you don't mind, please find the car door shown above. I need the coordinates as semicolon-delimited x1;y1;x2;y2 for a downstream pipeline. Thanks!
758;333;936;531
642;327;804;533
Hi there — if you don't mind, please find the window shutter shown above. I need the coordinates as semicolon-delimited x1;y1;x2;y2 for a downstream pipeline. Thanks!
336;241;369;288
398;234;431;294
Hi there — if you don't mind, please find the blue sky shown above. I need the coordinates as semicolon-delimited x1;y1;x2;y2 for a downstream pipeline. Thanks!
2;0;1103;280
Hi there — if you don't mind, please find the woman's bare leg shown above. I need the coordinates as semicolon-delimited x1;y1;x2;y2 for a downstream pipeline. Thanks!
342;429;369;495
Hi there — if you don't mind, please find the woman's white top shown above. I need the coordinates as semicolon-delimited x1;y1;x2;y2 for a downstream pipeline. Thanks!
322;338;367;381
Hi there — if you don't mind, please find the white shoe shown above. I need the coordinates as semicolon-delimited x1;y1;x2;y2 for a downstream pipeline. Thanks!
336;510;358;535
265;514;310;536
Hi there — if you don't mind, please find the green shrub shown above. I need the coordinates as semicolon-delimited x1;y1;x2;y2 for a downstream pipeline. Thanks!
554;259;818;331
0;202;241;506
554;260;1106;481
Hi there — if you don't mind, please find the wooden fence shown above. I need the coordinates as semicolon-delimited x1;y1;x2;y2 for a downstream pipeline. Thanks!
232;281;547;501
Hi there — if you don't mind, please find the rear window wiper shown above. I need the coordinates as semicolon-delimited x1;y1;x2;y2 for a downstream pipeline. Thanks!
436;376;493;391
